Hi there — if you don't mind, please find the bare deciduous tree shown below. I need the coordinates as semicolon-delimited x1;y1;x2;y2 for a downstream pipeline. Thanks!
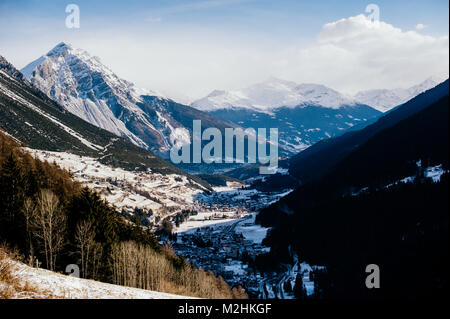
75;220;95;278
22;197;36;266
110;241;235;298
31;190;66;271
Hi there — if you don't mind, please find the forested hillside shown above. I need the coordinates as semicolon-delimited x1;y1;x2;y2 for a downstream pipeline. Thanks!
0;130;244;298
289;80;449;184
256;95;449;299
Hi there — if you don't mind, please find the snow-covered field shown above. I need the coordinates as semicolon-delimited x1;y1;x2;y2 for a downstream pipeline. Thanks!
174;211;246;233
424;164;446;182
26;149;206;216
173;211;270;243
234;214;269;244
5;258;191;299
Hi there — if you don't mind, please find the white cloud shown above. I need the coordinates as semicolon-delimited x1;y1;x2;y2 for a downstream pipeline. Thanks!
3;14;448;101
119;14;449;98
277;14;448;94
416;23;426;30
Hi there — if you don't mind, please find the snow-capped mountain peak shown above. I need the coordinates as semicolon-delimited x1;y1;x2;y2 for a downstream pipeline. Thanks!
193;75;445;114
191;77;357;112
21;42;154;148
46;41;72;56
354;76;445;112
20;42;224;157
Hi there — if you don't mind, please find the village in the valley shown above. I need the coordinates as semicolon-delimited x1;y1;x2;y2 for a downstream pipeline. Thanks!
27;148;305;298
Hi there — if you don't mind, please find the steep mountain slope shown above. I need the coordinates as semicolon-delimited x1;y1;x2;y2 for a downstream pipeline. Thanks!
210;105;380;154
191;78;381;154
21;42;236;157
289;79;449;184
0;54;210;188
256;94;449;299
355;76;443;112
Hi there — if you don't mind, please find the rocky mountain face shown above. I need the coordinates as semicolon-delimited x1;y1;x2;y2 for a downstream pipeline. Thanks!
0;54;211;189
0;55;28;83
21;42;234;158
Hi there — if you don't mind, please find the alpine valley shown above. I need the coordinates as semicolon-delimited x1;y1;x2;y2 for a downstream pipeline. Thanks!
0;41;448;301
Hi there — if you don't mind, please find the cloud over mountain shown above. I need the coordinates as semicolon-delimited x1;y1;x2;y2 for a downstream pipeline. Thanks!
283;14;448;94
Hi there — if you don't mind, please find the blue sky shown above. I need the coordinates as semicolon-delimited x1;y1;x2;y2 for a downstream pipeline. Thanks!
0;0;448;101
1;0;448;32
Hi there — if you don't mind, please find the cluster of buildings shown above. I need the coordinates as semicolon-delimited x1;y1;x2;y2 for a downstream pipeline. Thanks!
171;218;270;298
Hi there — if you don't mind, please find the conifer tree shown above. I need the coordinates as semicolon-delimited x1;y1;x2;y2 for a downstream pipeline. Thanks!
294;272;307;299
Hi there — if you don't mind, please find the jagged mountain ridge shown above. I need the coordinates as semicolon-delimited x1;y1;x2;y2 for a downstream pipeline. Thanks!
0;54;211;189
191;78;381;154
191;76;442;155
354;76;444;112
21;42;236;158
191;77;358;112
192;76;442;113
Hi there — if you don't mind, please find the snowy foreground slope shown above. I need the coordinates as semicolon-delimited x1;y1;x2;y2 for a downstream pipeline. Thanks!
4;257;191;299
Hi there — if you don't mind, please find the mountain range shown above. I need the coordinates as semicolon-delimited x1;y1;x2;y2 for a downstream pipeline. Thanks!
1;40;448;300
354;76;443;112
0;54;210;189
191;78;380;154
192;76;442;113
20;42;236;158
18;42;440;159
190;77;442;154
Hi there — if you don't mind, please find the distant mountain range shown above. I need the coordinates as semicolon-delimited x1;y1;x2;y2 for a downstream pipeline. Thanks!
20;42;236;158
14;42;444;160
192;77;358;112
288;79;449;184
224;78;449;187
190;77;442;154
191;78;382;153
192;76;442;113
354;76;443;112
